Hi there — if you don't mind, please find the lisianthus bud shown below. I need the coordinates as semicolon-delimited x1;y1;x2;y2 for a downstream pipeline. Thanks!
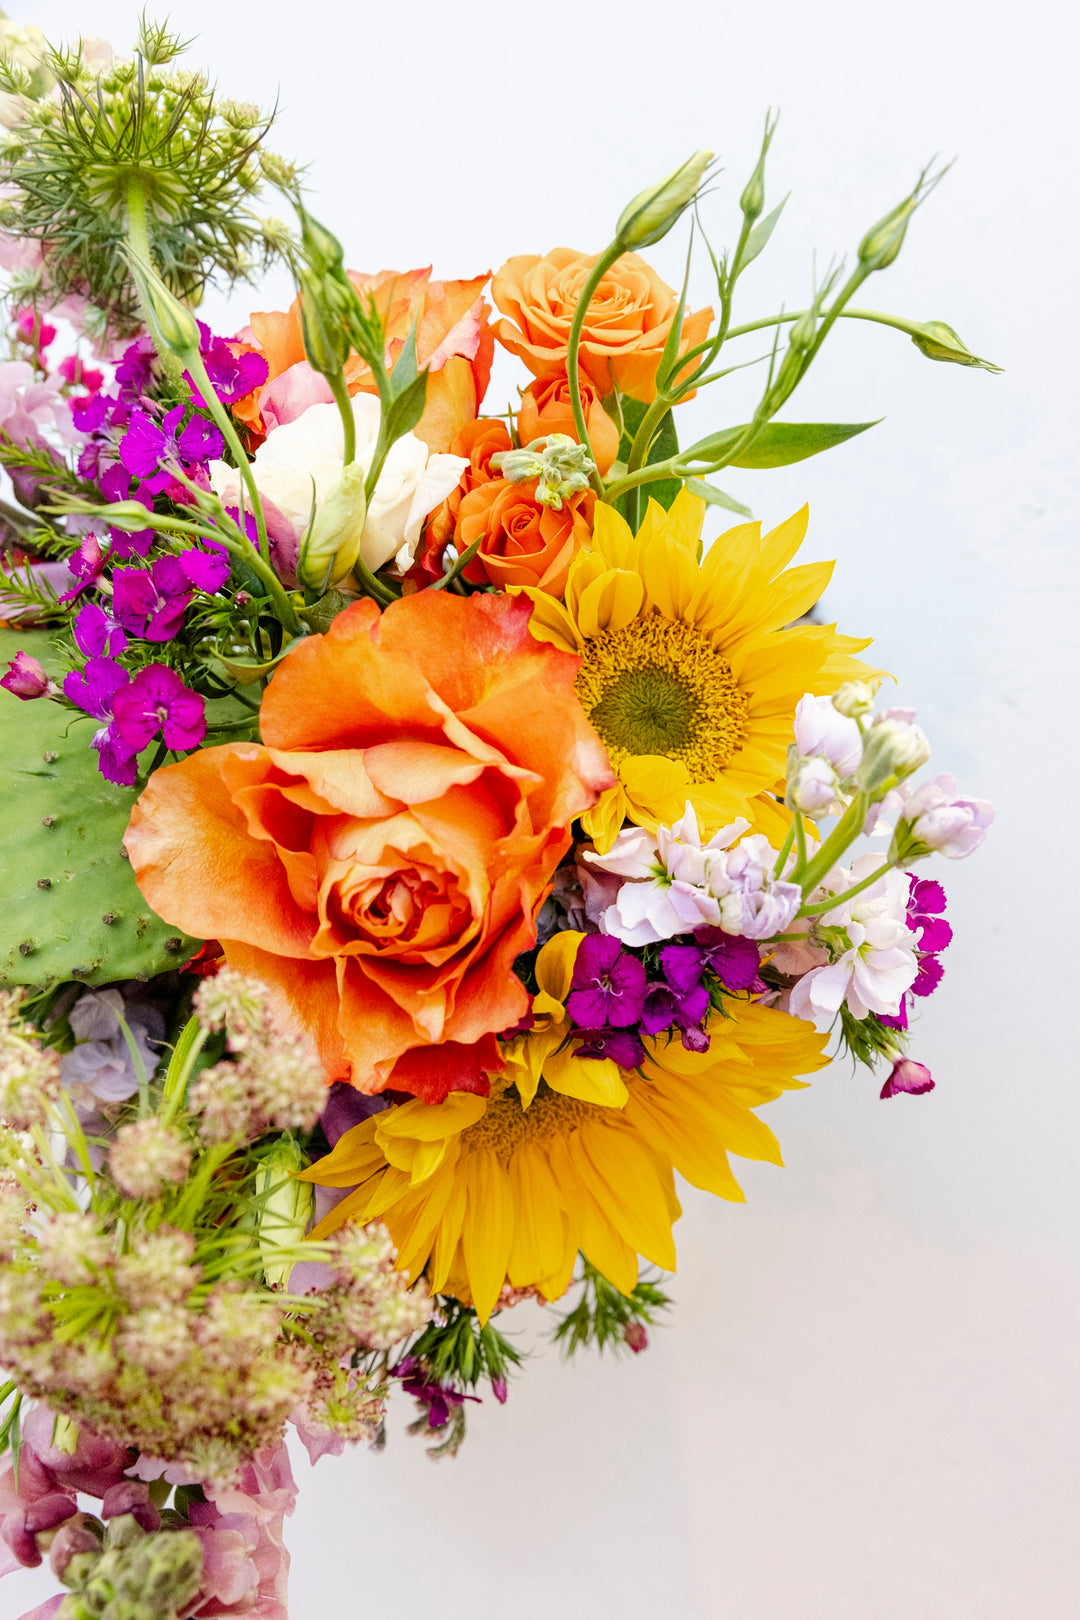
857;192;921;272
1;650;52;699
615;150;714;250
124;250;201;359
909;320;1002;373
832;680;878;719
786;754;842;819
857;714;931;792
297;462;368;589
256;1137;313;1290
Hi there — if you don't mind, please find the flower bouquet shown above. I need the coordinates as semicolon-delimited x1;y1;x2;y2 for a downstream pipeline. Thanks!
0;16;996;1618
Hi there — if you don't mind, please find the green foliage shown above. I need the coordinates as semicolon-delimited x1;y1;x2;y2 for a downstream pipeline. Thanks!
838;1005;899;1070
0;629;198;989
408;1295;523;1395
0;25;287;337
551;1259;671;1357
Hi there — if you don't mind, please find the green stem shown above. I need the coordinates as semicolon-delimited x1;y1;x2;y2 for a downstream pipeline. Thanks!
724;304;913;344
799;860;893;918
795;793;869;896
124;180;182;387
566;241;623;496
773;818;796;877
183;346;271;563
624;394;673;480
161;1015;209;1125
328;370;356;465
602;455;682;503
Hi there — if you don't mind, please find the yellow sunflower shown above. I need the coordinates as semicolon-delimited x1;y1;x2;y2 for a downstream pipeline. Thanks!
522;488;881;851
303;935;828;1323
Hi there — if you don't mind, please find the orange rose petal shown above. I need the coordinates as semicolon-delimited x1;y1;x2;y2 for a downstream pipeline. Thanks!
124;746;317;959
223;939;349;1083
386;1036;502;1104
363;739;488;804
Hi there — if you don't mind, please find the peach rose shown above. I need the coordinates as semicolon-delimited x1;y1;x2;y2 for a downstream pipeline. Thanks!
458;477;595;597
415;417;512;579
234;268;495;454
124;593;612;1105
492;248;712;403
517;372;620;476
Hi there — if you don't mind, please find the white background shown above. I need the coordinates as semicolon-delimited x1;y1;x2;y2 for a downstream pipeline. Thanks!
11;0;1080;1615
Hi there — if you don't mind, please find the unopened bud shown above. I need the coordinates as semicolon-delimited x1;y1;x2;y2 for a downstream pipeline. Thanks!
832;680;879;719
124;248;201;358
857;714;931;792
615;150;713;251
492;434;596;510
256;1137;313;1290
623;1321;649;1353
786;754;842;819
297;268;351;378
909;320;1002;373
297;462;368;590
857;193;920;273
1;650;53;700
259;150;297;189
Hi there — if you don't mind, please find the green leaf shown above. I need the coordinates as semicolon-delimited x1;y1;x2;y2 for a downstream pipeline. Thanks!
616;399;682;520
390;314;421;394
685;478;753;517
382;368;429;445
682;420;879;471
740;194;788;272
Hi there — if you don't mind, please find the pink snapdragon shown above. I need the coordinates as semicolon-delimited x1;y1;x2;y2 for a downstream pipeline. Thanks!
899;773;994;858
788;856;919;1024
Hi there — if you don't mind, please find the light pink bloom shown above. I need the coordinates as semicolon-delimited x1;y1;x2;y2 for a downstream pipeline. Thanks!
787;754;843;819
788;858;918;1023
793;692;863;775
901;773;994;858
0;361;77;447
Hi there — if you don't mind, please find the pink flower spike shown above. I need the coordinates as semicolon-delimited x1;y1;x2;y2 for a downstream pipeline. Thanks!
1;651;51;699
880;1057;935;1098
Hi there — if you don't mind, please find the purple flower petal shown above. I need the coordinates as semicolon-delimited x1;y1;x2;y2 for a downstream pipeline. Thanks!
111;567;157;634
680;1024;711;1054
72;392;108;434
112;665;205;754
63;658;129;720
916;916;953;954
641;984;679;1035
574;1027;645;1068
910;877;946;915
567;934;647;1029
177;413;224;464
880;1057;935;1099
74;602;127;658
911;955;945;999
1;651;50;699
118;408;167;479
92;723;138;786
58;534;107;603
695;929;765;993
178;544;230;593
658;943;706;997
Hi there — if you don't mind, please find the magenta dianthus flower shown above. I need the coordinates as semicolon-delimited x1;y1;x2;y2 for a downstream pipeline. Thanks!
112;664;206;754
112;556;193;642
880;1057;935;1099
566;934;647;1029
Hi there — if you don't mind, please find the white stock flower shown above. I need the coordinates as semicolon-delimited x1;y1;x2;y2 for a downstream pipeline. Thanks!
209;394;466;573
793;692;863;776
788;856;918;1024
900;773;995;858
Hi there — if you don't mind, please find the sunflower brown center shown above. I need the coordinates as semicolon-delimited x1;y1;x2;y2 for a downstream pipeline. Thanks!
574;615;750;781
460;1081;606;1163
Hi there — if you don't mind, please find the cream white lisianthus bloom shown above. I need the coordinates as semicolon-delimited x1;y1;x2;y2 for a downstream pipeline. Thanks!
209;394;467;573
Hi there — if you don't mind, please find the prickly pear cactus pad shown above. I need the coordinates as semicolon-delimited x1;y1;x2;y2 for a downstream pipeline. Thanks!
0;628;199;988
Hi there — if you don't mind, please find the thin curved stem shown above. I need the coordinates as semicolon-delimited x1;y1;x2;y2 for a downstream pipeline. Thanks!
566;241;623;496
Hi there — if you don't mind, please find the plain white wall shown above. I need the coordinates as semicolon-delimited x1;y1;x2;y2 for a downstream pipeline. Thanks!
10;0;1080;1615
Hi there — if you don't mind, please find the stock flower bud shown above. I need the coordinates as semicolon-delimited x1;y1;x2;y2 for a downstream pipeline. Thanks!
493;434;596;510
297;462;368;589
856;714;931;792
257;1137;313;1290
832;680;878;719
786;754;843;819
615;150;714;250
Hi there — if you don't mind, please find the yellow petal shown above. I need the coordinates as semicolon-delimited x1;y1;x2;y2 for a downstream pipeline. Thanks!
544;1045;629;1108
461;1150;514;1323
535;930;585;1003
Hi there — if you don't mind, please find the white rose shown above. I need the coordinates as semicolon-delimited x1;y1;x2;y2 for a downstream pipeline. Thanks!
209;394;466;574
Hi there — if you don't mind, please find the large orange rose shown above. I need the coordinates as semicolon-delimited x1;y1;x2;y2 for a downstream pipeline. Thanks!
492;248;712;402
517;372;620;476
234;268;495;454
124;593;612;1104
458;478;594;597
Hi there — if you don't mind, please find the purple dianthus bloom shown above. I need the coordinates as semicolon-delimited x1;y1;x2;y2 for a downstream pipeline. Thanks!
112;555;193;641
112;664;206;753
1;650;51;699
573;1027;646;1068
74;602;127;658
880;1057;935;1099
393;1357;479;1430
58;533;107;603
118;403;224;485
908;876;952;954
92;723;138;786
187;324;269;406
566;934;647;1029
178;542;230;592
115;334;159;401
63;657;129;720
693;928;765;993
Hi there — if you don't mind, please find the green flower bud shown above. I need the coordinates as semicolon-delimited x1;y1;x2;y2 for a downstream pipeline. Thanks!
615;150;714;250
256;1137;313;1290
297;461;368;591
909;319;1002;373
832;680;879;718
124;248;200;358
297;267;351;379
856;715;930;793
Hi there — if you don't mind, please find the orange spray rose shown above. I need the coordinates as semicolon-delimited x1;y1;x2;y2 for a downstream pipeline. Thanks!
457;478;595;597
492;248;712;403
124;593;613;1104
517;373;620;476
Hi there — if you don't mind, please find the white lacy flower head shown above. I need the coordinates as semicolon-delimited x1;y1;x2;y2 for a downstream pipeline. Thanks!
584;804;800;946
793;692;863;776
209;394;467;573
787;854;918;1025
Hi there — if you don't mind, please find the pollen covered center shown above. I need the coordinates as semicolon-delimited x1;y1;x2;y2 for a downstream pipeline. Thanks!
574;614;750;781
460;1081;607;1163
